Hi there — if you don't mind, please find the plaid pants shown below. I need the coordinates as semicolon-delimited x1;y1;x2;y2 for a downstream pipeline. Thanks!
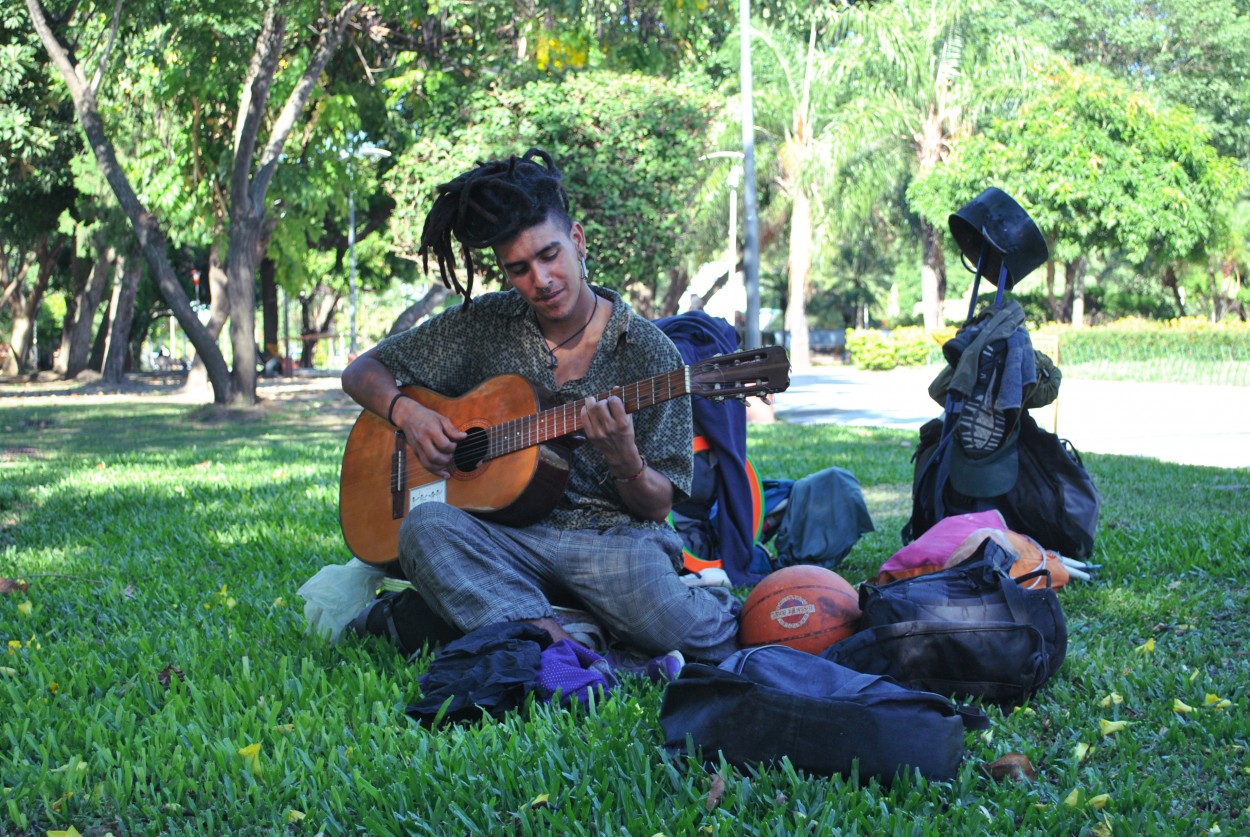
398;502;741;662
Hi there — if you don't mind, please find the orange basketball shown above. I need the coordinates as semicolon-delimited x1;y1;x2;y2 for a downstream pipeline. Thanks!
739;565;862;654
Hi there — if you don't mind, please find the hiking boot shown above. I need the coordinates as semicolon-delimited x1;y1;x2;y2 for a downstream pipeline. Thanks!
958;344;1007;458
605;648;685;682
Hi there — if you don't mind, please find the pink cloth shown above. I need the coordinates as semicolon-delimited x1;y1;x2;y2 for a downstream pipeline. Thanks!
880;510;1008;579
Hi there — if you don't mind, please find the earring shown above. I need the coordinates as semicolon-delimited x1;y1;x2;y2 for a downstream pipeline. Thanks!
579;255;589;284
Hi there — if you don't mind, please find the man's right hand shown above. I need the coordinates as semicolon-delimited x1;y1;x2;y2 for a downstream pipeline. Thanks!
341;349;466;479
390;396;466;479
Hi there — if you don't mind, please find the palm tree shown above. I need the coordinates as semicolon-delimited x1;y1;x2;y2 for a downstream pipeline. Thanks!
824;0;1042;331
736;19;845;369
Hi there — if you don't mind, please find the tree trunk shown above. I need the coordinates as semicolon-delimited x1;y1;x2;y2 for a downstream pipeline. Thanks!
3;235;60;374
1045;235;1059;321
26;0;235;403
1070;256;1088;329
657;265;689;319
225;216;262;403
387;284;450;336
919;217;946;332
300;285;340;368
261;256;279;356
102;251;140;384
624;278;656;319
219;0;361;402
53;234;91;376
184;242;230;394
785;189;813;370
61;241;114;378
1162;263;1186;317
1209;264;1223;323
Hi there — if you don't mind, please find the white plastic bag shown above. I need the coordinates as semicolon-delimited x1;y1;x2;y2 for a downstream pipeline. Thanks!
297;558;387;643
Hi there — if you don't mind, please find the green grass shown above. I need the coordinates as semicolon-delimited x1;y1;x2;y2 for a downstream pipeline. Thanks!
2;402;1248;835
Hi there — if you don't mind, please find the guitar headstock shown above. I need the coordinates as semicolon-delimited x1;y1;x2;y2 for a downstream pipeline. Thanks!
689;346;791;401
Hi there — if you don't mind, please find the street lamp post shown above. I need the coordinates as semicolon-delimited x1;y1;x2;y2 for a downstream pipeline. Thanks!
348;145;391;357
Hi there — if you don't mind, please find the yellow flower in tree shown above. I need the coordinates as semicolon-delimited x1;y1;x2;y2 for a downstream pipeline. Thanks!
1099;719;1129;736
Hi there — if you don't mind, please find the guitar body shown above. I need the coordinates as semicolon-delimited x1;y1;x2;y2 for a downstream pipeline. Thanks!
337;346;791;566
339;375;576;565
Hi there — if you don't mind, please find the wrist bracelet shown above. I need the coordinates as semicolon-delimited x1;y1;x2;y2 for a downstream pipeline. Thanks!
386;392;406;425
613;456;647;484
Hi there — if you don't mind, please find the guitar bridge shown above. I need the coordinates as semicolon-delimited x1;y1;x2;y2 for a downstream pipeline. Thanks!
391;431;407;520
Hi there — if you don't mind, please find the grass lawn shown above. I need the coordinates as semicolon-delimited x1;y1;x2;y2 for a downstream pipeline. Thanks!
2;391;1248;835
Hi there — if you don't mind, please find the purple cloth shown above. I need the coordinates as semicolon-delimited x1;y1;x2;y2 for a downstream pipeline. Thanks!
535;639;618;706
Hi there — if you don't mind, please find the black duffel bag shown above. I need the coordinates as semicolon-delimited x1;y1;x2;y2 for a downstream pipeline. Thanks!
824;540;1067;705
659;644;987;783
903;412;1100;560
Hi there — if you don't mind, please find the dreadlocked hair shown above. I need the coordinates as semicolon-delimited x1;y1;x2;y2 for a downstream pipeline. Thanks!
417;148;572;305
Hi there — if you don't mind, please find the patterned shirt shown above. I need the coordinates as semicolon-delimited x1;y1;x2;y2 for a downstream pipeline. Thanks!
372;286;694;531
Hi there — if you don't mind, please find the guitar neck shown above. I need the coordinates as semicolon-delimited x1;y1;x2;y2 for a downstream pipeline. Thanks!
487;367;691;459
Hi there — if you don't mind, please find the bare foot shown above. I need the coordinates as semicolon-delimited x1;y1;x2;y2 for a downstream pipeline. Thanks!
524;616;577;645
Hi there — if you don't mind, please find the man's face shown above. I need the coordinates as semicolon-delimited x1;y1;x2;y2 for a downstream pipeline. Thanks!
494;216;587;326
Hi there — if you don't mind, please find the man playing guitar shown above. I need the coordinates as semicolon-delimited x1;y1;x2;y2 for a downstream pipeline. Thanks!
341;149;742;669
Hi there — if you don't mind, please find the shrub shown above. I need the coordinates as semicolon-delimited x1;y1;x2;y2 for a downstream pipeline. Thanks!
846;326;939;370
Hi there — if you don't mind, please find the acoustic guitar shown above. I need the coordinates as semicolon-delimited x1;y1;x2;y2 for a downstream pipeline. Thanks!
339;346;791;565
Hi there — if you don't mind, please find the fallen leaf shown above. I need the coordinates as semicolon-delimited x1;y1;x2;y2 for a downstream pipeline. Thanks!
1063;789;1082;807
706;772;727;811
529;793;550;809
0;577;28;595
1088;793;1111;810
1072;742;1092;763
1173;699;1194;715
17;600;32;616
1135;637;1155;654
157;664;185;690
1099;692;1123;707
985;752;1036;783
287;810;306;823
47;825;82;836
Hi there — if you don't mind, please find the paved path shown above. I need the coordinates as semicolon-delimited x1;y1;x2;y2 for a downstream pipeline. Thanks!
770;364;1250;470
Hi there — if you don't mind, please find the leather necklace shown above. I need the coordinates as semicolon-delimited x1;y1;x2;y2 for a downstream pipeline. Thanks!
544;293;598;371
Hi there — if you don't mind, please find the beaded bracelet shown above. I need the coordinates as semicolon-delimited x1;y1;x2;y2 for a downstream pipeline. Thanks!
386;392;406;425
613;456;647;484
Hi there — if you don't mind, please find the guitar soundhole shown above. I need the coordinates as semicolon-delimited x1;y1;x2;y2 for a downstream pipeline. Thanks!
453;426;489;473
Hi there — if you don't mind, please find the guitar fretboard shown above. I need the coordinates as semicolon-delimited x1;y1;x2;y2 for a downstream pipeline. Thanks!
485;367;690;460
